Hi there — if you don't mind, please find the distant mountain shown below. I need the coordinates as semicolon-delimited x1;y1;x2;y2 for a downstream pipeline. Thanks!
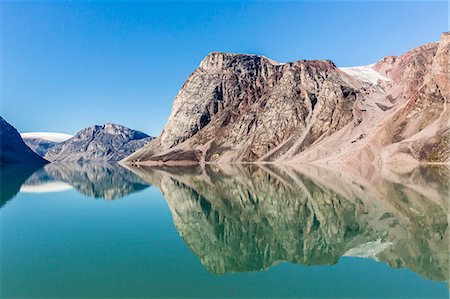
21;132;73;157
123;32;449;165
44;123;154;162
0;116;49;164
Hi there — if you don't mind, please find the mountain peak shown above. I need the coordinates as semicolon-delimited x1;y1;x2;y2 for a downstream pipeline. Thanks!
45;124;153;162
124;35;449;165
199;52;285;71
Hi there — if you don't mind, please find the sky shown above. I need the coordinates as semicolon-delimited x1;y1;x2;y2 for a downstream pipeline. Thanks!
1;1;448;136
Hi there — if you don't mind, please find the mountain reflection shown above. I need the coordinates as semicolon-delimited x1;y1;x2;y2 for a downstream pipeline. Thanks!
0;163;43;207
22;163;150;200
127;164;449;282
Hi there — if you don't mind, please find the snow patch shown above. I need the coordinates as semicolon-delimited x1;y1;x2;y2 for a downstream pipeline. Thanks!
339;64;390;84
21;132;73;143
344;239;393;261
20;182;73;193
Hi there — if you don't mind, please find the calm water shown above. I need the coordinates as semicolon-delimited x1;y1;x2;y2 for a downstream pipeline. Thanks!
0;163;448;298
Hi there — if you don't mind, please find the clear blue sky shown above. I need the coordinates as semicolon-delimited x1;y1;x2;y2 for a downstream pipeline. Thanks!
1;1;448;136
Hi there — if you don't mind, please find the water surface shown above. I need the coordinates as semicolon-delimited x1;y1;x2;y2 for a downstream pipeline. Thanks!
1;163;448;298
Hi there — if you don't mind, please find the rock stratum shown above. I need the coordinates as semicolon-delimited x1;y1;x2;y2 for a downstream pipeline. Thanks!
127;163;449;282
124;32;449;165
45;123;154;162
0;116;49;165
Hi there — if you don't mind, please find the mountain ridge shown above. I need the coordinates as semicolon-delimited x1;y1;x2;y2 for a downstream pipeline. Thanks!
123;32;450;165
45;123;154;162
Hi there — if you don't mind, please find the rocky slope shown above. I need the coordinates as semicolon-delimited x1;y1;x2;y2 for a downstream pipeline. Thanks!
127;164;448;281
123;32;449;165
45;123;153;162
22;132;73;156
0;116;49;164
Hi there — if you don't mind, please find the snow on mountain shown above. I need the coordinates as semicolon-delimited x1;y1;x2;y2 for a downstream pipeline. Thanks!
344;239;393;261
339;64;390;84
21;132;73;142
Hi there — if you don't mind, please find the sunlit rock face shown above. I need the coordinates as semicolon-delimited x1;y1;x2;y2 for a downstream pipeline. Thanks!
128;164;449;282
23;163;150;200
124;33;449;165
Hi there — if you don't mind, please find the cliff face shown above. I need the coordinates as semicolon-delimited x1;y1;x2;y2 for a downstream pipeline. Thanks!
0;116;49;164
127;164;448;281
124;33;449;165
45;124;153;162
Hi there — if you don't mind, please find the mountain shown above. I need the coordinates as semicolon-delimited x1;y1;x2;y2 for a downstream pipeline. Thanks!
123;32;449;165
44;123;154;162
21;132;73;156
126;164;448;281
0;116;49;164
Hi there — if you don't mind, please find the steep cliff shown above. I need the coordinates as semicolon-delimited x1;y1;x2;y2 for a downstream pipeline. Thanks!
124;32;449;165
0;116;49;164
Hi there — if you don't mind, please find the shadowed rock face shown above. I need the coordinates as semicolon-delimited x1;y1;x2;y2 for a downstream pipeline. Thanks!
124;32;449;165
23;138;59;157
0;117;48;164
45;123;154;162
128;164;448;282
23;163;150;200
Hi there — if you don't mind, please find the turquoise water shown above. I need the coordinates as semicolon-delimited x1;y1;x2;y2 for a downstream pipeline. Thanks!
1;163;448;298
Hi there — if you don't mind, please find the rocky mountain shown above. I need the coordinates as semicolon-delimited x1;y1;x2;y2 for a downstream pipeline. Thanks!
123;32;449;165
45;123;154;162
21;132;73;156
127;164;448;281
0;116;49;164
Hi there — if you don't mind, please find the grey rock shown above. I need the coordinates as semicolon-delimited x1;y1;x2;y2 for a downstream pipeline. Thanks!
45;123;154;162
23;138;59;157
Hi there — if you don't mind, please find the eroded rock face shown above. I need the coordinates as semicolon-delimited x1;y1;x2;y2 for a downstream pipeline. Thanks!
45;124;154;162
124;32;449;165
0;117;48;164
128;164;449;282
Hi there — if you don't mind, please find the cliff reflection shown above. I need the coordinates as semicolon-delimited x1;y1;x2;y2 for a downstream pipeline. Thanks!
128;164;449;282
